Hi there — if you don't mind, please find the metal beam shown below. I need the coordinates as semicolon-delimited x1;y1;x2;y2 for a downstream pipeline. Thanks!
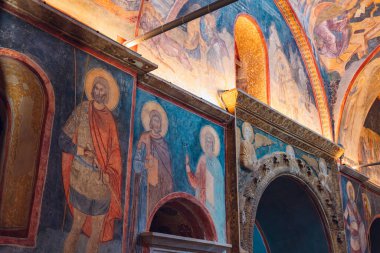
124;0;237;48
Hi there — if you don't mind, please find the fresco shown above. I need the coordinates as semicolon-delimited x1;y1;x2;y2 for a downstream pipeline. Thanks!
44;0;325;134
341;175;380;253
0;10;134;252
44;0;235;106
358;128;380;185
235;15;268;104
288;0;380;124
130;88;226;251
137;9;235;106
231;0;323;134
44;0;141;41
137;0;221;35
340;176;369;253
290;0;380;75
0;56;46;235
267;22;321;133
44;0;221;43
60;68;125;252
338;55;380;165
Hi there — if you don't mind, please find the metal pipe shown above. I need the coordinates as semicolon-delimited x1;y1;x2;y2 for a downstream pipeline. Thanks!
360;162;380;168
124;0;237;48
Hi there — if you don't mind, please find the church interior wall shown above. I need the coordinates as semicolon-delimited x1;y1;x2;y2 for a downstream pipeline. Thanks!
235;110;345;253
0;4;233;252
339;172;380;253
0;8;136;251
1;0;380;253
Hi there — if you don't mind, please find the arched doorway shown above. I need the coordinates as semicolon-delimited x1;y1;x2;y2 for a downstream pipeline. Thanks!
234;14;269;104
369;218;380;253
254;176;330;253
0;48;54;246
140;193;232;252
147;193;217;241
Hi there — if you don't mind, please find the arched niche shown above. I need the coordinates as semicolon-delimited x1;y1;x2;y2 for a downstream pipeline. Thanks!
369;217;380;253
0;48;54;246
139;192;233;253
239;155;346;253
337;57;380;165
234;14;270;104
254;176;330;253
147;192;217;241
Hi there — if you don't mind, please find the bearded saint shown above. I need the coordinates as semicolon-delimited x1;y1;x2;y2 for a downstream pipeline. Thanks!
60;76;122;253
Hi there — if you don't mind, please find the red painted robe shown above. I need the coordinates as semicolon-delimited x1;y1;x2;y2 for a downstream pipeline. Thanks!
62;101;122;242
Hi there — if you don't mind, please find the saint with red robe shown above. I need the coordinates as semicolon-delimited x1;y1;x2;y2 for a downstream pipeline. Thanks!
60;70;122;253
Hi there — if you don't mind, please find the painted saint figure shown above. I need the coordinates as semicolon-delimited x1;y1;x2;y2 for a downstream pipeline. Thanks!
344;181;367;253
185;125;222;207
134;101;173;213
60;68;122;253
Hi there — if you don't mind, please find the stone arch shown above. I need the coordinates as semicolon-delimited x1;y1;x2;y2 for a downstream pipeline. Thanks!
239;154;346;252
336;47;380;165
0;48;55;246
146;192;217;241
234;14;270;104
369;216;380;253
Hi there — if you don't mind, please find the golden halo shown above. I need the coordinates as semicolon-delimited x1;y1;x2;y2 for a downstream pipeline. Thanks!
141;101;168;136
84;68;120;110
242;121;254;142
200;125;220;156
346;181;355;201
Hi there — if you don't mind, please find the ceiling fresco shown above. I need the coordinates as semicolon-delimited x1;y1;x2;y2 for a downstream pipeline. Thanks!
44;0;219;42
288;0;380;125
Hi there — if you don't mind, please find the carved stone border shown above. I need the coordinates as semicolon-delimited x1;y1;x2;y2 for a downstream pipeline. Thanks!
234;90;343;162
239;156;346;253
233;92;346;253
139;74;234;124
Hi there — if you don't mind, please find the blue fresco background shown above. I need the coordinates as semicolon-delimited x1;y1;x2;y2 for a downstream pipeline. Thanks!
340;176;368;253
131;88;227;243
0;10;134;252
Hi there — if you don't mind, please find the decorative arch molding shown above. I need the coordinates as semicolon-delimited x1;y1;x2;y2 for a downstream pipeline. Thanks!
0;48;55;246
146;192;218;241
273;0;332;140
230;91;345;253
234;13;270;105
336;47;380;165
239;155;346;253
368;216;380;253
